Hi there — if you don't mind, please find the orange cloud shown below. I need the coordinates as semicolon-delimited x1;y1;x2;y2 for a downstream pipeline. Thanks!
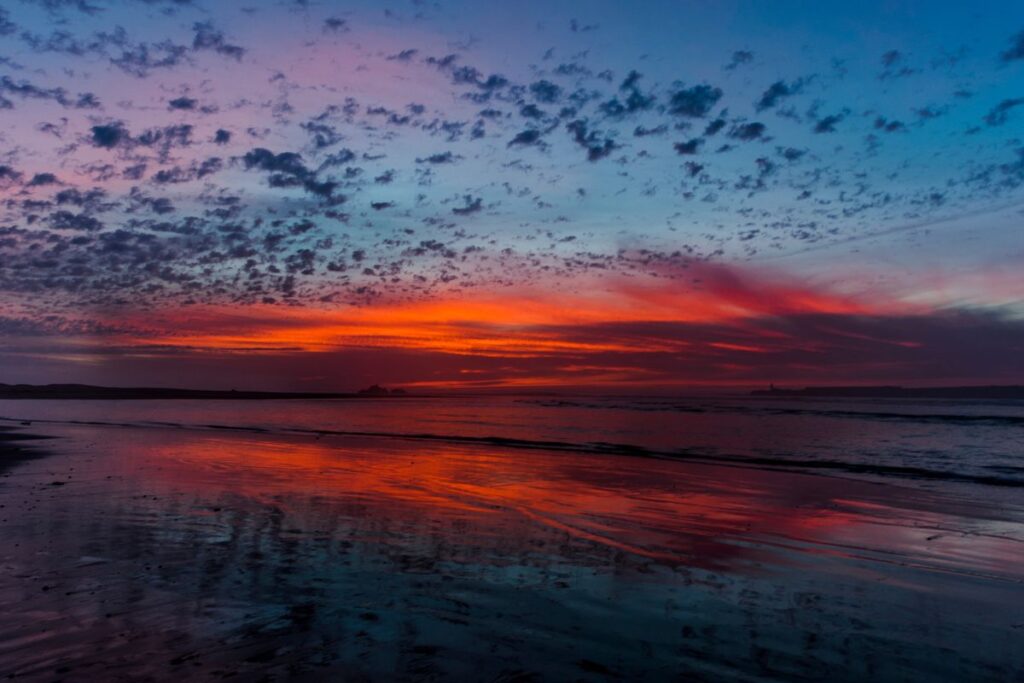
11;261;1007;391
108;263;905;359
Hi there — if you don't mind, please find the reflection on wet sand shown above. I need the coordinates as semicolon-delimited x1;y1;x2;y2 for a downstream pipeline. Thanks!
0;424;1022;681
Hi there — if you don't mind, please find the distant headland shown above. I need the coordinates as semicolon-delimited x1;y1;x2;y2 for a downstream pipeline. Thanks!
0;383;411;400
356;384;407;397
750;385;1024;399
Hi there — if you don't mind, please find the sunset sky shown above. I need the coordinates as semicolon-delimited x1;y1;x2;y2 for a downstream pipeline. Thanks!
1;0;1023;390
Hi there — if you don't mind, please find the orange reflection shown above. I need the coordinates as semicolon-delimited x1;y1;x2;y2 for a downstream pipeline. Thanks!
121;428;1022;578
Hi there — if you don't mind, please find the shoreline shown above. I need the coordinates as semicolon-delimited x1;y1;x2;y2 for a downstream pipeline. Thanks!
750;385;1024;399
2;413;1022;490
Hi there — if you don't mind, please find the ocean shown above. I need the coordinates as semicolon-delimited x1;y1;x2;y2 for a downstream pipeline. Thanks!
0;394;1021;680
3;392;1023;489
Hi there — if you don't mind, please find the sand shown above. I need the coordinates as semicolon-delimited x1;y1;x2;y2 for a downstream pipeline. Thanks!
0;422;1021;681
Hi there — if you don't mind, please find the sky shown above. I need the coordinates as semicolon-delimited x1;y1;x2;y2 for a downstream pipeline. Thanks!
0;0;1023;391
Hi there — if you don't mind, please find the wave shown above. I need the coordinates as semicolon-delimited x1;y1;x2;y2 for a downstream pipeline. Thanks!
3;414;1022;489
517;398;1024;427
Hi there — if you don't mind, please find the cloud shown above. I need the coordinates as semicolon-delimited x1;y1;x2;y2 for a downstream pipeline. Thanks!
452;195;483;215
1000;29;1024;62
704;118;727;135
566;119;618;161
192;21;245;60
984;98;1024;126
241;148;344;203
387;48;417;61
323;17;349;33
529;80;562;103
168;96;197;110
508;129;544;147
0;165;24;186
813;114;843;133
27;172;59;186
22;0;104;14
729;122;767;141
416;152;458;164
725;50;753;70
755;79;805;111
0;75;98;108
48;210;104;231
242;148;310;176
634;124;667;137
667;84;722;117
91;122;129;148
0;8;16;36
877;50;918;79
595;70;657;118
37;266;1022;389
109;38;190;77
778;147;805;161
673;138;702;155
873;117;906;133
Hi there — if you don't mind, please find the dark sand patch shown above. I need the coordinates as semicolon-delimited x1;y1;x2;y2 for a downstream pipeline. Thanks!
0;427;52;476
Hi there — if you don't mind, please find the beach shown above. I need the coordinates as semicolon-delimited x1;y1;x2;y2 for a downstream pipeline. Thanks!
3;0;1023;678
0;398;1022;681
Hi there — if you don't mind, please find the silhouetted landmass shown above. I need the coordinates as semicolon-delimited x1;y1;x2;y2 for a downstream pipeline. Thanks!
750;385;1024;399
0;383;411;400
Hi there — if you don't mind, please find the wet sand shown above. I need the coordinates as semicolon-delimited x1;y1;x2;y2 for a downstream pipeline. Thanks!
0;422;1022;681
0;427;51;476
